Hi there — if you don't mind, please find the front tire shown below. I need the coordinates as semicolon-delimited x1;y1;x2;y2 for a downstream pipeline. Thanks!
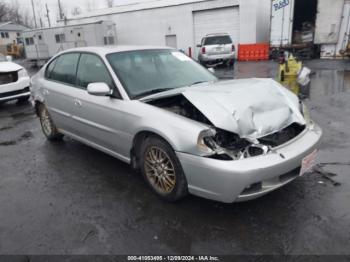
140;136;188;202
38;104;64;141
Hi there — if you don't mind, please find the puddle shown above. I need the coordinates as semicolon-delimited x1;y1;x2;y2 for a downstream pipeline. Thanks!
313;165;341;187
277;70;350;103
0;131;33;146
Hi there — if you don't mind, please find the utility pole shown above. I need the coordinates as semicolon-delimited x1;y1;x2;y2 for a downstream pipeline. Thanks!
58;0;64;20
45;3;51;27
31;0;38;28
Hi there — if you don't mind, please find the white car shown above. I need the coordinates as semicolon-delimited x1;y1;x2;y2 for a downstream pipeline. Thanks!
0;54;30;104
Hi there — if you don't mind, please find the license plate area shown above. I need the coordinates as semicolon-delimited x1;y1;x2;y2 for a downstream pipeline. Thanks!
299;149;318;176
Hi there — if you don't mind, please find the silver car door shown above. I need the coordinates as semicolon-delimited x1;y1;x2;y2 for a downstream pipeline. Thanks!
40;53;80;134
71;53;132;159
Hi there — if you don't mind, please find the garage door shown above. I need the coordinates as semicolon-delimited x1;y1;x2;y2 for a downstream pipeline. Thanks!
193;6;239;57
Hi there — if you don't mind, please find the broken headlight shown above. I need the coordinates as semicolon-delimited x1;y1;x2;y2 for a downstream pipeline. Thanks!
198;128;268;160
197;128;218;154
300;102;313;126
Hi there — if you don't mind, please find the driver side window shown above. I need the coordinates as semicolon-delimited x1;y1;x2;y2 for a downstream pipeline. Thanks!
76;53;114;90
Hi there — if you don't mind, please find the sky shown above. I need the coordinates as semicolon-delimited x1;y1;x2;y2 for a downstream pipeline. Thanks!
5;0;152;27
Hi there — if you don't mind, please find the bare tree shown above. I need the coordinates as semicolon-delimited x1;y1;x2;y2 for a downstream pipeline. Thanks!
0;2;15;22
0;1;32;28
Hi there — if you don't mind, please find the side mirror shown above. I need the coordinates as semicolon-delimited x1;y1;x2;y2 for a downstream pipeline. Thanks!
87;82;111;96
6;55;13;62
196;44;201;48
208;68;215;73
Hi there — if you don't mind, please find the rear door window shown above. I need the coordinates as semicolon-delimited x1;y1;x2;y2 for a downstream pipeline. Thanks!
204;35;232;45
45;58;57;79
49;53;80;85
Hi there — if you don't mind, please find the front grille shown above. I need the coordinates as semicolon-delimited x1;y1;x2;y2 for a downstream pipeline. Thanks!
258;123;306;147
0;71;18;85
0;87;29;99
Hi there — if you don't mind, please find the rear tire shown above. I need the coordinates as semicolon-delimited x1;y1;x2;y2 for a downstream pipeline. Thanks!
38;104;64;141
140;136;188;202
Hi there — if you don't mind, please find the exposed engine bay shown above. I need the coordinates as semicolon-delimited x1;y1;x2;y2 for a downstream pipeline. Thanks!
147;94;213;126
147;95;306;160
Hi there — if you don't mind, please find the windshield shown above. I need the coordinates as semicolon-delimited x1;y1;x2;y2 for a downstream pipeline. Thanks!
204;35;232;45
106;49;217;99
0;54;6;62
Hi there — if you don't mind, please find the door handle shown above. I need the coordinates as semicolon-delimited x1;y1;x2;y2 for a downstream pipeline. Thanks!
74;98;82;107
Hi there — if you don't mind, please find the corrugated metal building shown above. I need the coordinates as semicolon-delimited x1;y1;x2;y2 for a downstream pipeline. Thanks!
58;0;270;57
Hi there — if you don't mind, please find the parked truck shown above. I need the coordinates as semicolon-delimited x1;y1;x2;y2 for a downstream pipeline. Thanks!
270;0;350;59
22;20;116;66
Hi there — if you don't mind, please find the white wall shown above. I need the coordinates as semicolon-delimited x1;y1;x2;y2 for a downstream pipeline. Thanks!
0;31;19;45
320;0;350;58
256;0;271;43
61;0;270;54
239;0;257;43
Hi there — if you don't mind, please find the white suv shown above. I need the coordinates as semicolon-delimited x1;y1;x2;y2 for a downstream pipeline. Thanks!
197;33;235;68
0;54;30;104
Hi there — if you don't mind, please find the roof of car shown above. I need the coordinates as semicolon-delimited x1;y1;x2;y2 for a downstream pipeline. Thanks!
59;45;173;56
204;33;230;37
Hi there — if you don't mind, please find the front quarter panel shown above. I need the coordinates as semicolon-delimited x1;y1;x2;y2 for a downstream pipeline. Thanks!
125;100;210;157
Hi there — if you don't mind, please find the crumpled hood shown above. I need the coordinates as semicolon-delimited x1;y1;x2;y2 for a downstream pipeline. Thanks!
0;61;23;72
145;78;306;139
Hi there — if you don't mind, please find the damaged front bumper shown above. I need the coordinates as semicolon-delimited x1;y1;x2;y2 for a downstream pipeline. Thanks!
176;124;322;203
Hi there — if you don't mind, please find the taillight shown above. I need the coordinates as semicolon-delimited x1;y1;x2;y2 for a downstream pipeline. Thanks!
232;45;235;52
201;46;206;54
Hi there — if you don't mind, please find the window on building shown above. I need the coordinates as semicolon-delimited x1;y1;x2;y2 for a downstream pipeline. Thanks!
16;32;20;37
1;32;4;38
25;37;34;45
104;36;115;45
5;32;9;38
55;34;65;43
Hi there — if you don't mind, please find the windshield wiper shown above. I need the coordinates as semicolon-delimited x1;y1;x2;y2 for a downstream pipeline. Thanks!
134;88;174;99
189;81;209;86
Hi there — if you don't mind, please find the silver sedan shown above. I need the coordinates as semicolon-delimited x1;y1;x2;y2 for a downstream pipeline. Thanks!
30;46;322;203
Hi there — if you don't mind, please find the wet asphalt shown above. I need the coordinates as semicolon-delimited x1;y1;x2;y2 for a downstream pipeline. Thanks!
0;59;349;255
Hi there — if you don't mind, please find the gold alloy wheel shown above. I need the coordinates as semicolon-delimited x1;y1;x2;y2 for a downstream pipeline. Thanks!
144;146;176;194
41;108;52;136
